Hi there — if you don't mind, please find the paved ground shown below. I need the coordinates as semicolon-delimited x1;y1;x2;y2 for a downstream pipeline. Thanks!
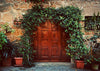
0;62;93;71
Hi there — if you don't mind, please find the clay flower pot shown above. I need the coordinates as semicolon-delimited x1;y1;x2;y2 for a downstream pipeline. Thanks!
14;57;23;66
2;58;12;66
75;60;84;69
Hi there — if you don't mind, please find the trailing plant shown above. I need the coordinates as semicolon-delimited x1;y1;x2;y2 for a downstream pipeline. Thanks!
19;35;35;67
0;32;7;61
3;40;23;58
66;44;90;60
1;37;15;59
21;5;84;66
85;12;100;30
0;23;15;33
0;32;7;50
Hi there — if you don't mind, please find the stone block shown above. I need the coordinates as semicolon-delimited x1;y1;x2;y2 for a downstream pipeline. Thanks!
55;1;61;5
2;13;13;22
16;0;20;2
43;4;50;8
51;5;56;8
80;21;84;27
0;4;11;12
0;0;6;3
0;13;1;20
19;3;28;9
13;3;19;9
0;22;5;24
84;32;90;35
97;38;100;43
29;2;33;9
81;28;85;33
6;0;13;3
84;31;95;35
21;0;25;2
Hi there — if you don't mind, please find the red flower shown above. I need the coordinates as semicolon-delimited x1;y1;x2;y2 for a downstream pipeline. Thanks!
25;0;27;2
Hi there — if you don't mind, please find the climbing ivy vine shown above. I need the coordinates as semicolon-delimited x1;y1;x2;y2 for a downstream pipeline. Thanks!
21;5;84;66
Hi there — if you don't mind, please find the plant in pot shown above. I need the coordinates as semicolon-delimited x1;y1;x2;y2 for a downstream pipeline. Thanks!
91;55;100;70
1;37;14;66
66;44;90;69
84;33;100;70
85;43;100;70
66;28;90;69
11;41;24;66
13;52;23;67
20;35;35;67
90;33;100;70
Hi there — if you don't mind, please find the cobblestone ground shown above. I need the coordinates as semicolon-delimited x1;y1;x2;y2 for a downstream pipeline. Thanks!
0;62;92;71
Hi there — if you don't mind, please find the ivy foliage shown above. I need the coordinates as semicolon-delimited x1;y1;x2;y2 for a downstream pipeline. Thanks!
21;5;84;66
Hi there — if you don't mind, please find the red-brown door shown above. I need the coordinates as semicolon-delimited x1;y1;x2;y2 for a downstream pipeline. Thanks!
33;20;70;62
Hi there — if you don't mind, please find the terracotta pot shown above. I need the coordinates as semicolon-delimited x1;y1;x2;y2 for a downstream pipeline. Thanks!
75;60;84;69
2;58;12;66
14;57;23;66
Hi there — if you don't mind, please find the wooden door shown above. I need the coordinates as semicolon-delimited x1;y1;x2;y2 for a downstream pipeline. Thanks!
33;20;70;62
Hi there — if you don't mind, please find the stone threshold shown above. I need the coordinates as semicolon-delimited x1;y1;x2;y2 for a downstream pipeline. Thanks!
34;62;71;67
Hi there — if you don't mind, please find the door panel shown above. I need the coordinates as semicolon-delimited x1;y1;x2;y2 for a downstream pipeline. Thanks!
41;40;48;47
41;30;49;39
51;31;58;40
33;20;70;62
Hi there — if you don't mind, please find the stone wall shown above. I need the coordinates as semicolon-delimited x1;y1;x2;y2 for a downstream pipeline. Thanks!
0;0;100;41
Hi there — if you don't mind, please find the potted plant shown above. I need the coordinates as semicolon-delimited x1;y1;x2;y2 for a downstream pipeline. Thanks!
66;44;90;69
11;41;23;66
90;37;100;70
91;56;100;70
84;33;100;70
14;54;23;66
20;35;35;67
11;38;35;67
1;37;14;66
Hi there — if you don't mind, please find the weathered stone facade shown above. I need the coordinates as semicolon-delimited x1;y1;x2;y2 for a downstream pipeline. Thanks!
0;0;100;41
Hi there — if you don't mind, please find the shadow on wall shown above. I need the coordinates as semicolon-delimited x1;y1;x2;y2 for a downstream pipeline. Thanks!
0;0;11;12
0;4;11;12
0;0;6;4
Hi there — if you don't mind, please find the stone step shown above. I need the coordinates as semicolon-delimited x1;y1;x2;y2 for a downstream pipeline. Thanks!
34;62;71;67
